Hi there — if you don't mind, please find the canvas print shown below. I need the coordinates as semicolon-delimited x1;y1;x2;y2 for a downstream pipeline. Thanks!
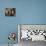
5;8;16;16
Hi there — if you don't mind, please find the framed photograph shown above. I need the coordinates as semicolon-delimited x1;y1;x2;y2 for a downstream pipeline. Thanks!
5;8;16;16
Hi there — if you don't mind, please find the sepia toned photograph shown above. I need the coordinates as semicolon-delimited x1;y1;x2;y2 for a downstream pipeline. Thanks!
5;8;16;16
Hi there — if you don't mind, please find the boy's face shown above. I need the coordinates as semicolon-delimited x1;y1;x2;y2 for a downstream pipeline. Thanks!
5;8;16;16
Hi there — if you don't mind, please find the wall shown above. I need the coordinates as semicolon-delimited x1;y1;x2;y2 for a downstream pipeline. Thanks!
0;0;46;44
